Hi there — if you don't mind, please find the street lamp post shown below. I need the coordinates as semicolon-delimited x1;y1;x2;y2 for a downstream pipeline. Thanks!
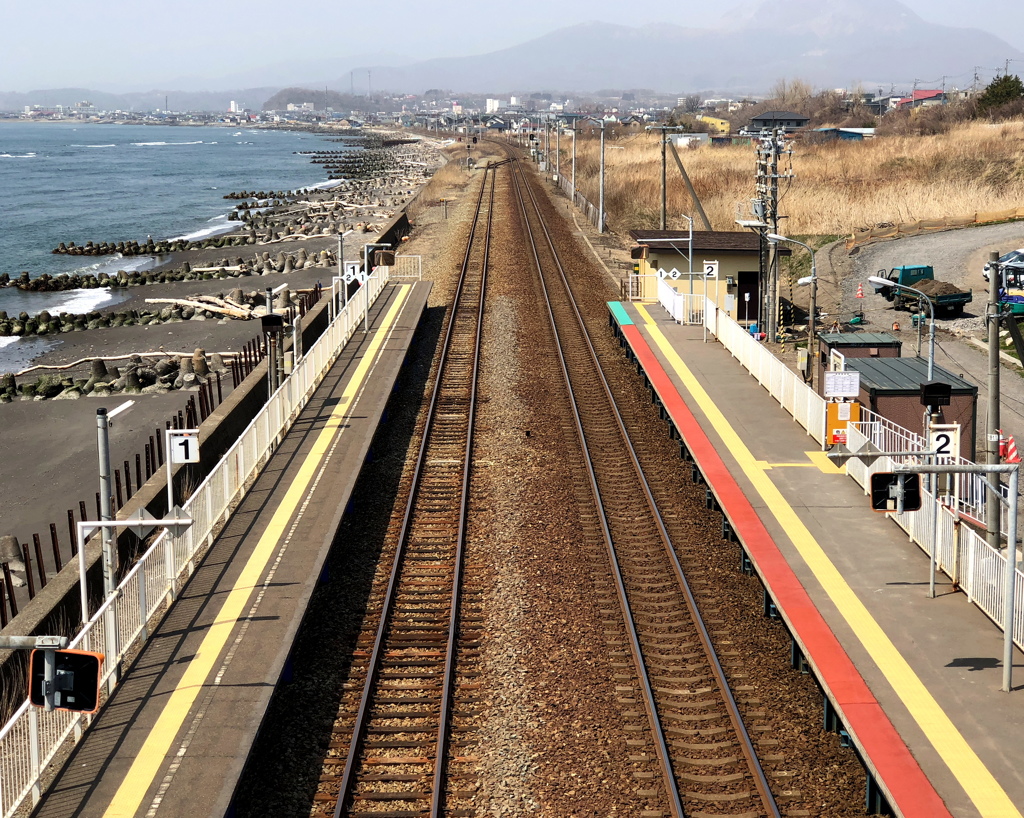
868;275;934;381
769;234;817;384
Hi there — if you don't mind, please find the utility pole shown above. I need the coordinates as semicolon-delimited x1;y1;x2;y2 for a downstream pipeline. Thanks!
555;123;560;179
988;250;1003;551
646;125;687;230
598;121;606;233
571;122;577;200
661;132;667;229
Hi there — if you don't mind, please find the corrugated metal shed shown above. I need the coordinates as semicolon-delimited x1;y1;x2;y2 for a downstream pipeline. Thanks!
819;332;900;347
846;357;975;393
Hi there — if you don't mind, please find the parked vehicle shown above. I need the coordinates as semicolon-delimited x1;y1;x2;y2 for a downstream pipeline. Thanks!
875;265;972;317
982;248;1024;281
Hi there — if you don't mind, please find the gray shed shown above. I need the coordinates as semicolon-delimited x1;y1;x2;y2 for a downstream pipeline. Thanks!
845;357;978;459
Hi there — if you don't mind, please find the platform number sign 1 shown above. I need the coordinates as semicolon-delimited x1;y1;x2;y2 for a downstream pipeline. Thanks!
703;260;719;279
170;431;200;464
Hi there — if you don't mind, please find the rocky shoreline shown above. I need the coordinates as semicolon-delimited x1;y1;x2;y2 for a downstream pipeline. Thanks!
2;128;446;387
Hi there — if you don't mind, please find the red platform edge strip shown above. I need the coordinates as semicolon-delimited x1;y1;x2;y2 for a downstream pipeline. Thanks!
616;319;952;818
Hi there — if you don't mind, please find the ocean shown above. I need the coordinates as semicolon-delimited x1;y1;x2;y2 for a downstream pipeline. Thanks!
0;121;345;370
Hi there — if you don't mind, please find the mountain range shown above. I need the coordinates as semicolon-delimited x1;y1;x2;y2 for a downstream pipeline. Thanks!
2;0;1020;112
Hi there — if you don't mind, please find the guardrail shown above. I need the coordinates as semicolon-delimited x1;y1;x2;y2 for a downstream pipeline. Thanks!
0;271;391;817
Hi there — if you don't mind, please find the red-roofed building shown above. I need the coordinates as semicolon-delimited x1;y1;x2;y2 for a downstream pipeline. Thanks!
896;90;947;108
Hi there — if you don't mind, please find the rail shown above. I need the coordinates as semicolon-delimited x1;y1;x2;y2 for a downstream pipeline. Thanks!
0;270;391;818
514;156;779;818
329;165;494;817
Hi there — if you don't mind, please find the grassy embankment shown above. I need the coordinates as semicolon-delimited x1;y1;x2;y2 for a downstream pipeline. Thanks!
560;119;1024;237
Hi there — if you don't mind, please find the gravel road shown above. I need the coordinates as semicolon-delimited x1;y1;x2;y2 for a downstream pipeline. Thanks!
818;222;1024;458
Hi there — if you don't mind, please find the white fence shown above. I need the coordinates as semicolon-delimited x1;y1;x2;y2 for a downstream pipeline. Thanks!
845;420;1024;649
657;278;705;324
383;255;422;280
0;271;391;817
697;299;826;445
687;297;1024;662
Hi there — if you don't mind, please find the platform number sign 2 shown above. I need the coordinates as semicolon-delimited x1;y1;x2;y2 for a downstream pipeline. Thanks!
170;432;200;464
703;261;719;279
928;425;960;461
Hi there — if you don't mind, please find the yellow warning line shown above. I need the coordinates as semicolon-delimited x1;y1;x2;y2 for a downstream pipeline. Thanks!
102;286;412;817
634;303;1020;818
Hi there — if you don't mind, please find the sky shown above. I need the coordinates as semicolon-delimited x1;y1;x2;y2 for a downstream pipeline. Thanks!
3;0;1023;92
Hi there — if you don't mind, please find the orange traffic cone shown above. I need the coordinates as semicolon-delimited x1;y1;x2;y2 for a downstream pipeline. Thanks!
856;282;865;298
1007;434;1021;464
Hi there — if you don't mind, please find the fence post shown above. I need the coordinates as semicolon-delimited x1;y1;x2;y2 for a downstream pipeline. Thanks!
29;706;41;803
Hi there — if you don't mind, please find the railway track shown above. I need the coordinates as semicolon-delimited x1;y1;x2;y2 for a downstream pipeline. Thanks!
315;162;499;817
507;154;782;818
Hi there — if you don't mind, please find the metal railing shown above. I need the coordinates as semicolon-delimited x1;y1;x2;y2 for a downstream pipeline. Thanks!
657;278;705;323
695;294;1024;683
0;271;391;817
383;255;422;280
701;299;826;445
556;175;606;231
845;421;1024;650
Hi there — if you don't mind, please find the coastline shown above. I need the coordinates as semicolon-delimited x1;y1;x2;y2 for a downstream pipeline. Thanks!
1;126;444;374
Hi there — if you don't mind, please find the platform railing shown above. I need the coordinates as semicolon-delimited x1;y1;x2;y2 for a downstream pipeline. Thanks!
845;420;1024;653
702;300;826;445
657;278;705;324
0;271;391;818
384;255;422;280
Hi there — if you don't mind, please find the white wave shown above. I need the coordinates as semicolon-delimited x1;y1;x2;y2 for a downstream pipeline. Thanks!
59;253;155;278
0;152;36;158
232;132;242;136
0;337;19;351
130;140;203;146
174;215;235;242
54;288;118;315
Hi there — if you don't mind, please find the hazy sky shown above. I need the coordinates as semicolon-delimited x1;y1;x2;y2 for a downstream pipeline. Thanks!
4;0;1023;92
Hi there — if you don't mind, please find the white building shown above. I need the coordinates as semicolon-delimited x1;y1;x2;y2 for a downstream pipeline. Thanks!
485;98;502;114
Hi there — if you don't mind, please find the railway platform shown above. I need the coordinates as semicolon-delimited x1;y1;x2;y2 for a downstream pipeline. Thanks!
29;281;431;818
608;299;1024;818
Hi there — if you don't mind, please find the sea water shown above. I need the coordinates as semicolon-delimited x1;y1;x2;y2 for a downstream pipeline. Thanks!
0;121;346;370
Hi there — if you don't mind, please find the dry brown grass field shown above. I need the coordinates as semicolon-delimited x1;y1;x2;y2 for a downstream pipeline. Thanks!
556;120;1024;237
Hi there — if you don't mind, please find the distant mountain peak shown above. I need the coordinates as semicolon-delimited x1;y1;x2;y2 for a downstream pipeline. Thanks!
721;0;922;36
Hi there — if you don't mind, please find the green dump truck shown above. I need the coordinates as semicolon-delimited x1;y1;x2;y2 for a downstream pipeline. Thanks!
875;265;972;317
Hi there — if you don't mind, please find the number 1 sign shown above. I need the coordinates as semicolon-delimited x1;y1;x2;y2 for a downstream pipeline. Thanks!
169;431;200;464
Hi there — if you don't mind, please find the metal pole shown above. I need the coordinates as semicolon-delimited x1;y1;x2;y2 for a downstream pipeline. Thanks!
988;251;1003;551
571;124;577;200
555;124;560;178
929;412;940;599
96;408;115;597
808;255;817;389
1004;464;1019;692
660;130;667;230
96;408;118;688
598;123;606;233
